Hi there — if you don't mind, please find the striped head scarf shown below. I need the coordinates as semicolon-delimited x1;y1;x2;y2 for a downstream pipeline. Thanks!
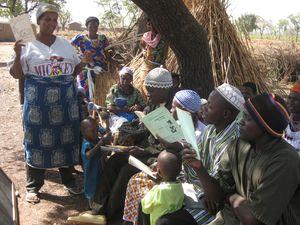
174;90;202;113
244;93;290;137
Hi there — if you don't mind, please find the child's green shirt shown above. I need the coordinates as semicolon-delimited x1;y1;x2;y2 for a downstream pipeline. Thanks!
141;182;184;225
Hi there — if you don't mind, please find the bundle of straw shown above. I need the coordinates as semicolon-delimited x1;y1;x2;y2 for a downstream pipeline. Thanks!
130;0;271;93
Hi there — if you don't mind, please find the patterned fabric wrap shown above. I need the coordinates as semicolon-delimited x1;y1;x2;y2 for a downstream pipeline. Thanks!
23;74;80;168
71;34;110;98
123;172;155;225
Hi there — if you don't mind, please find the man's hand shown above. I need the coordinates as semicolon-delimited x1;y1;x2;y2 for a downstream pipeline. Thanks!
229;193;246;208
182;147;203;170
156;136;183;152
202;195;219;215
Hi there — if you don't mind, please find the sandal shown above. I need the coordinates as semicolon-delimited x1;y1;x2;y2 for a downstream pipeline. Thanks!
64;186;83;195
25;192;40;204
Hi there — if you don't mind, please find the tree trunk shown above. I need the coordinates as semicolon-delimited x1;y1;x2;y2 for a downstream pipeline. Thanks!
131;0;214;97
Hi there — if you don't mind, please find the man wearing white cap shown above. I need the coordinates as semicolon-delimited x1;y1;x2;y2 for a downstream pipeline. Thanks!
151;83;245;225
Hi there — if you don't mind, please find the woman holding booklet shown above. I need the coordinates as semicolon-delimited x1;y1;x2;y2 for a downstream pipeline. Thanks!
8;4;92;203
123;89;205;225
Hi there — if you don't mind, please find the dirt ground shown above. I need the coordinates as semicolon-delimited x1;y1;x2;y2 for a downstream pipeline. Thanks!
0;42;92;225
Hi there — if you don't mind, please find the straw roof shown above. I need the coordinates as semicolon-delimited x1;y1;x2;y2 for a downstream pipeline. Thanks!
131;0;270;92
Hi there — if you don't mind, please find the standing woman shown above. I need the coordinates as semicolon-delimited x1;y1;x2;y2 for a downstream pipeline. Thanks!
9;4;91;203
71;17;114;103
139;19;169;96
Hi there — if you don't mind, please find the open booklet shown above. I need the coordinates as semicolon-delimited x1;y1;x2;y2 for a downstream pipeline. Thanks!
135;106;200;159
128;155;156;179
135;106;184;143
9;14;35;43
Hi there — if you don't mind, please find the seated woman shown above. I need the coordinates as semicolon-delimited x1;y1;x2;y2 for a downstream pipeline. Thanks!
123;89;205;225
106;67;145;133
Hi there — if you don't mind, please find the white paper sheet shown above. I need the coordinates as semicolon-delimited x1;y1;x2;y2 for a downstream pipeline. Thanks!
128;155;156;179
176;108;200;159
9;14;35;42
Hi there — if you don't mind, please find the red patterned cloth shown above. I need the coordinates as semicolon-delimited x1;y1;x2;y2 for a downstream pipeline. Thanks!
123;172;155;224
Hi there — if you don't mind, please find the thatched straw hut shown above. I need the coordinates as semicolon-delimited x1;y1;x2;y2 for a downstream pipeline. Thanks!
130;0;269;93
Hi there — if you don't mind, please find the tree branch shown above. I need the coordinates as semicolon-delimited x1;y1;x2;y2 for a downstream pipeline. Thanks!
25;2;39;14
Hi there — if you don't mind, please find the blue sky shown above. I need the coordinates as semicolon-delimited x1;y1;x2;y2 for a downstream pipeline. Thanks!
65;0;300;25
1;0;299;25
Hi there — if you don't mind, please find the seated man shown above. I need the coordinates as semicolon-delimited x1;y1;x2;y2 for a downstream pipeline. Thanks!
183;93;300;225
106;67;145;133
285;83;300;155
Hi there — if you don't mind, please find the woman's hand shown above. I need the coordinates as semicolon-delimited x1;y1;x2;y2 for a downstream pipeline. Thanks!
81;50;93;64
182;145;203;170
129;105;141;112
14;40;25;56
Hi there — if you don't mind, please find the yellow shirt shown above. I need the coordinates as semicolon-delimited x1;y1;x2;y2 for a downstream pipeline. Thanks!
141;182;184;225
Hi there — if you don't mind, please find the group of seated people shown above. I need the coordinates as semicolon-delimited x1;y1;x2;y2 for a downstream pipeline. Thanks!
76;65;300;225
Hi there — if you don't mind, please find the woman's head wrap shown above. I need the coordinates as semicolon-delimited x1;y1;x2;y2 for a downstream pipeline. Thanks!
119;67;133;77
85;16;99;27
36;4;58;23
144;67;173;89
174;90;202;113
244;93;290;137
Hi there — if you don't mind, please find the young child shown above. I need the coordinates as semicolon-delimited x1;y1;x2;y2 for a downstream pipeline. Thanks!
80;117;111;207
141;150;184;225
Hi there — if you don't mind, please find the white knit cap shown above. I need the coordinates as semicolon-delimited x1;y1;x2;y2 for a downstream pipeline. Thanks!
144;67;173;89
119;67;133;77
215;83;245;111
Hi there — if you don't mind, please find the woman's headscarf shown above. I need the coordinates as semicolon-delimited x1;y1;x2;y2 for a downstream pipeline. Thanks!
85;16;99;27
36;4;58;23
119;67;134;77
